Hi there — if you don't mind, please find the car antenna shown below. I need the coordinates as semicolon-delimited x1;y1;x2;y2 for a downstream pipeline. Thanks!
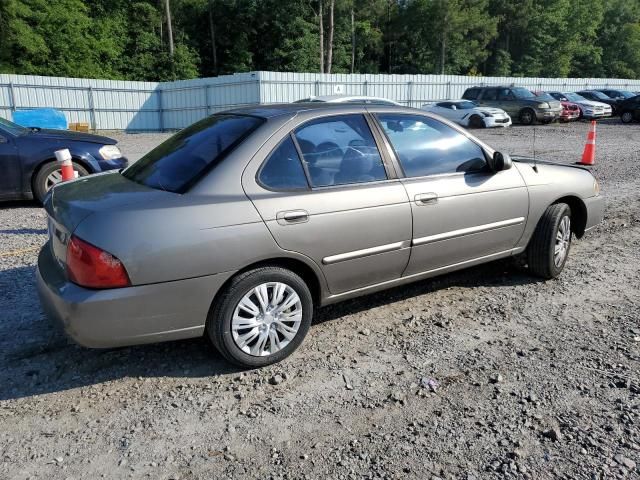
532;125;539;172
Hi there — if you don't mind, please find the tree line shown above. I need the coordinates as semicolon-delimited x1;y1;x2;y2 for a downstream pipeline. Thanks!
1;0;640;82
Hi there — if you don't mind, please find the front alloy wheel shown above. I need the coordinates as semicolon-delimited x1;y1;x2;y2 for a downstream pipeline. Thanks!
527;203;572;279
207;266;313;367
621;111;634;123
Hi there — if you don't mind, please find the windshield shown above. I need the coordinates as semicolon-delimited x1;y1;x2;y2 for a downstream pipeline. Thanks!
586;91;610;100
564;93;587;102
511;87;535;99
534;92;554;101
614;90;635;99
0;116;28;136
123;114;263;193
454;101;477;109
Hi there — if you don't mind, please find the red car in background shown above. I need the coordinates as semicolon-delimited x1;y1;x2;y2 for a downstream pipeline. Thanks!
532;91;580;122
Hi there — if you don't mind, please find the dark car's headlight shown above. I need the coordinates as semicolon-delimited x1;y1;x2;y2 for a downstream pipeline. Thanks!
99;145;123;160
538;102;550;109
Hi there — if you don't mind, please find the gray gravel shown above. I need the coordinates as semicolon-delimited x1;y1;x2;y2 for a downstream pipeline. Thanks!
1;119;639;479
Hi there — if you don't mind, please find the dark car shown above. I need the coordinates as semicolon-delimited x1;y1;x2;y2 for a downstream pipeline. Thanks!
462;86;562;125
577;90;622;114
618;95;640;123
0;117;128;202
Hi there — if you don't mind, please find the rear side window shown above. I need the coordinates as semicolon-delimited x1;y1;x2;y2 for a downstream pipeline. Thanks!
462;88;479;100
294;114;387;187
377;114;487;177
123;114;263;193
259;136;308;190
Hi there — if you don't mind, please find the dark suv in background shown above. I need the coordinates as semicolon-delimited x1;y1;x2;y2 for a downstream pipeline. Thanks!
462;86;562;125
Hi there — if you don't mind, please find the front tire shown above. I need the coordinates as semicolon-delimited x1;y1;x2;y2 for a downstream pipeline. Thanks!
469;114;485;129
33;161;89;203
518;108;536;125
207;267;313;368
527;203;572;279
621;111;634;123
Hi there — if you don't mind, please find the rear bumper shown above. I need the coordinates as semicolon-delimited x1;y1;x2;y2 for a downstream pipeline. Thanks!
36;244;232;348
583;195;605;233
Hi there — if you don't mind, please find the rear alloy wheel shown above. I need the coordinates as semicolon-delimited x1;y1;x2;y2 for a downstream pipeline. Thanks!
527;203;572;279
518;108;536;125
621;111;634;123
207;267;313;367
469;114;485;128
33;161;89;203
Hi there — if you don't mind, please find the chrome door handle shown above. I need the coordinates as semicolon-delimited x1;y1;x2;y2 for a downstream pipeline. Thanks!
415;193;438;205
277;210;309;225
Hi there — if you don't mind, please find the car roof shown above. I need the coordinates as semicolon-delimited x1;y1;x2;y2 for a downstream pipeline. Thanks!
225;102;412;119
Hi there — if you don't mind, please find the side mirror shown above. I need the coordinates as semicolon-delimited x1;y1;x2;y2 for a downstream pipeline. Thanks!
489;151;512;172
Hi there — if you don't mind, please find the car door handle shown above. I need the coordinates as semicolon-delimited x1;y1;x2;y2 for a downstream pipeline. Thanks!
277;210;309;225
415;193;438;205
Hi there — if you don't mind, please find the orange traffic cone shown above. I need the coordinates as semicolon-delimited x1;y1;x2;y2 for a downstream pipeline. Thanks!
579;121;596;165
54;148;75;181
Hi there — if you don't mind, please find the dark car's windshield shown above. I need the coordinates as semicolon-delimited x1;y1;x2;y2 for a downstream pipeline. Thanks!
0;116;28;136
584;91;610;100
511;87;535;99
123;114;263;193
609;90;635;99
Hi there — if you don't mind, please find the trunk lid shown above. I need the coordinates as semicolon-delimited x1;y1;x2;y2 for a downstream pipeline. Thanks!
44;172;171;269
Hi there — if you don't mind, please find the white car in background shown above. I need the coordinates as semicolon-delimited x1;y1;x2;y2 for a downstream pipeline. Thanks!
294;95;401;106
421;100;512;128
547;92;612;119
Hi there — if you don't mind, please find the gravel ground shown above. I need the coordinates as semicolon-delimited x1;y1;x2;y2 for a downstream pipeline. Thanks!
1;119;638;480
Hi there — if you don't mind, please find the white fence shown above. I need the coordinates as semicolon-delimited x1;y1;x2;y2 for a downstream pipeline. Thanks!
2;71;640;131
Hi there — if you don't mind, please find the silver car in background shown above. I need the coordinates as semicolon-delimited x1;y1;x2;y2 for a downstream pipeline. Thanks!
37;103;604;368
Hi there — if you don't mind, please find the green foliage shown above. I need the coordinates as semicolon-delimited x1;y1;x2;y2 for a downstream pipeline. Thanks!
1;0;640;80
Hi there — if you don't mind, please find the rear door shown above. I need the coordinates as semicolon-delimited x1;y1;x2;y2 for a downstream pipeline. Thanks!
0;131;21;198
244;112;413;294
373;112;528;276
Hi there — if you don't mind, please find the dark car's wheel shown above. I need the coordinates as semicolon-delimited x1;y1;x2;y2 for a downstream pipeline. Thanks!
518;108;536;125
621;111;634;123
469;114;485;128
33;161;89;203
207;267;313;368
527;203;572;279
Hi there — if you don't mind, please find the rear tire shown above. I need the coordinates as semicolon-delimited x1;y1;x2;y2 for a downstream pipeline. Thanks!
518;108;536;125
527;203;572;279
33;161;89;203
621;111;634;123
206;267;313;368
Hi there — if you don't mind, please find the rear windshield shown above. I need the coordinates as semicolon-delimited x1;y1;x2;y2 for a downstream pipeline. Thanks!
123;114;263;193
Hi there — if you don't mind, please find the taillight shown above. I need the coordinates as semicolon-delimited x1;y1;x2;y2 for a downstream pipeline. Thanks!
66;235;130;289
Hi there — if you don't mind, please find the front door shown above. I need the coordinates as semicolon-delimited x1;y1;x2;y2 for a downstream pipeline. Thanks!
0;132;21;198
374;113;529;276
245;113;413;294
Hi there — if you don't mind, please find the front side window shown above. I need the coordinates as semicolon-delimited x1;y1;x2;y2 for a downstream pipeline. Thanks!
498;88;514;100
294;114;387;187
0;116;28;136
377;114;487;177
483;88;499;101
123;114;263;193
258;136;308;190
